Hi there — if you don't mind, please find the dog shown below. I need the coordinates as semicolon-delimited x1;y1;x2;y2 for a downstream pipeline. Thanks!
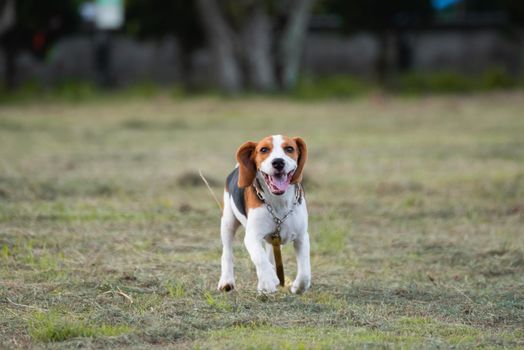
218;135;310;294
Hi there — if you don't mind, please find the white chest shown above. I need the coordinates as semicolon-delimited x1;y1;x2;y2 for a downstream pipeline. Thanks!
246;201;308;245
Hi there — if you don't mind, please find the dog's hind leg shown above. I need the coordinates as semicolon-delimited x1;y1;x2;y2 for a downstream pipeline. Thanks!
218;193;240;291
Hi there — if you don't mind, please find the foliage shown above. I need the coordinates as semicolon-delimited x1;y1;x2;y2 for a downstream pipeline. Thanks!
481;66;518;89
397;67;519;94
398;71;476;93
0;68;523;103
327;0;432;33
125;0;204;52
1;0;80;57
292;75;373;99
326;0;524;33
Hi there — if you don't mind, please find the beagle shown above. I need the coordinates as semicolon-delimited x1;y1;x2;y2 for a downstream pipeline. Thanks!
218;135;310;294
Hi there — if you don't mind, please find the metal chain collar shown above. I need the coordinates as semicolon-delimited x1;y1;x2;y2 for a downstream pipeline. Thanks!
253;179;303;238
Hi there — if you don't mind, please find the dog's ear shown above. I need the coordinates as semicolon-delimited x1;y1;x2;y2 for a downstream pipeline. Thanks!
291;137;307;184
236;141;257;188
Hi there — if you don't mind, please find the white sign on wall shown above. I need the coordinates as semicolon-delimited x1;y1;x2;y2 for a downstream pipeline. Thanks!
95;0;124;30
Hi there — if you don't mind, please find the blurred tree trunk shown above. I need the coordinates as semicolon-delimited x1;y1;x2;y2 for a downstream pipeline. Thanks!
4;44;15;88
179;49;194;89
196;0;242;93
0;0;14;35
196;0;315;93
0;0;16;89
376;31;388;84
242;3;275;91
277;0;315;90
375;31;395;85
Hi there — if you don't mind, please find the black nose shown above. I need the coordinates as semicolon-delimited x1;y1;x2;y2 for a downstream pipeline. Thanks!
272;158;285;171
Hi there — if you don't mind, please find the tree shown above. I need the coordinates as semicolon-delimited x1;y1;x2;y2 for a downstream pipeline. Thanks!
125;0;205;89
0;0;79;89
327;0;524;82
196;0;316;93
0;0;16;89
0;0;14;36
325;0;432;83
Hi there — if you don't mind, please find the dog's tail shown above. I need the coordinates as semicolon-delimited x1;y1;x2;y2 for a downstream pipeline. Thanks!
199;169;223;212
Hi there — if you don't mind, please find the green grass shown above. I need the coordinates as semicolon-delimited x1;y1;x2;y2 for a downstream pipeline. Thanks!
199;320;521;349
0;93;523;349
28;311;132;342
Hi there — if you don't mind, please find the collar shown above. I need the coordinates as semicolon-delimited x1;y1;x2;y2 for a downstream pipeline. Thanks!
252;178;303;239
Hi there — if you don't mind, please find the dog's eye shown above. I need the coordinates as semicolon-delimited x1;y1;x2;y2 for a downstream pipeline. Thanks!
260;147;269;153
285;146;294;153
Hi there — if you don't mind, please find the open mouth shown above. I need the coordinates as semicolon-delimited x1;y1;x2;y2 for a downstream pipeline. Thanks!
261;170;295;195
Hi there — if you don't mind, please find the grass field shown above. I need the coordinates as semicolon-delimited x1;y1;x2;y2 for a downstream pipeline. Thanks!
0;93;523;349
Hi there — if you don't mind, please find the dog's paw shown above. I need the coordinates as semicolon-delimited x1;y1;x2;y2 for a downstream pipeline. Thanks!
290;277;310;294
217;277;235;292
257;271;279;294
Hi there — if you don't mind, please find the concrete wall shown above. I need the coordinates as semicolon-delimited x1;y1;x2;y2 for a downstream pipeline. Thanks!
3;35;181;87
303;30;524;77
2;29;523;87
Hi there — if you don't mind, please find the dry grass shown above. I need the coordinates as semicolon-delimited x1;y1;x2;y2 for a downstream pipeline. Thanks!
0;93;523;349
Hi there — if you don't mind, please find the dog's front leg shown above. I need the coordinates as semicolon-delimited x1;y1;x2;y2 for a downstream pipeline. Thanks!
217;195;240;292
244;230;279;293
291;231;311;294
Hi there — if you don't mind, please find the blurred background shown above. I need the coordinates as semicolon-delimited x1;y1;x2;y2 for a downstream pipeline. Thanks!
0;0;523;97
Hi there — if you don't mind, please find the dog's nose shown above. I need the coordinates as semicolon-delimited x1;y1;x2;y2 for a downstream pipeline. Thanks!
272;158;285;171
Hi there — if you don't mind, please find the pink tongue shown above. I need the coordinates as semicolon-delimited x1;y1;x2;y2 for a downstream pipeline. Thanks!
272;175;290;192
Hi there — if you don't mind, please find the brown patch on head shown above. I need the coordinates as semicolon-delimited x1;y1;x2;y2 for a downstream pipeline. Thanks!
236;141;257;188
280;136;300;162
289;137;307;184
236;136;274;188
252;136;273;170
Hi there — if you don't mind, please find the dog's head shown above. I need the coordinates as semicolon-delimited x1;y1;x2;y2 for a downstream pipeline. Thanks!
236;135;307;195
